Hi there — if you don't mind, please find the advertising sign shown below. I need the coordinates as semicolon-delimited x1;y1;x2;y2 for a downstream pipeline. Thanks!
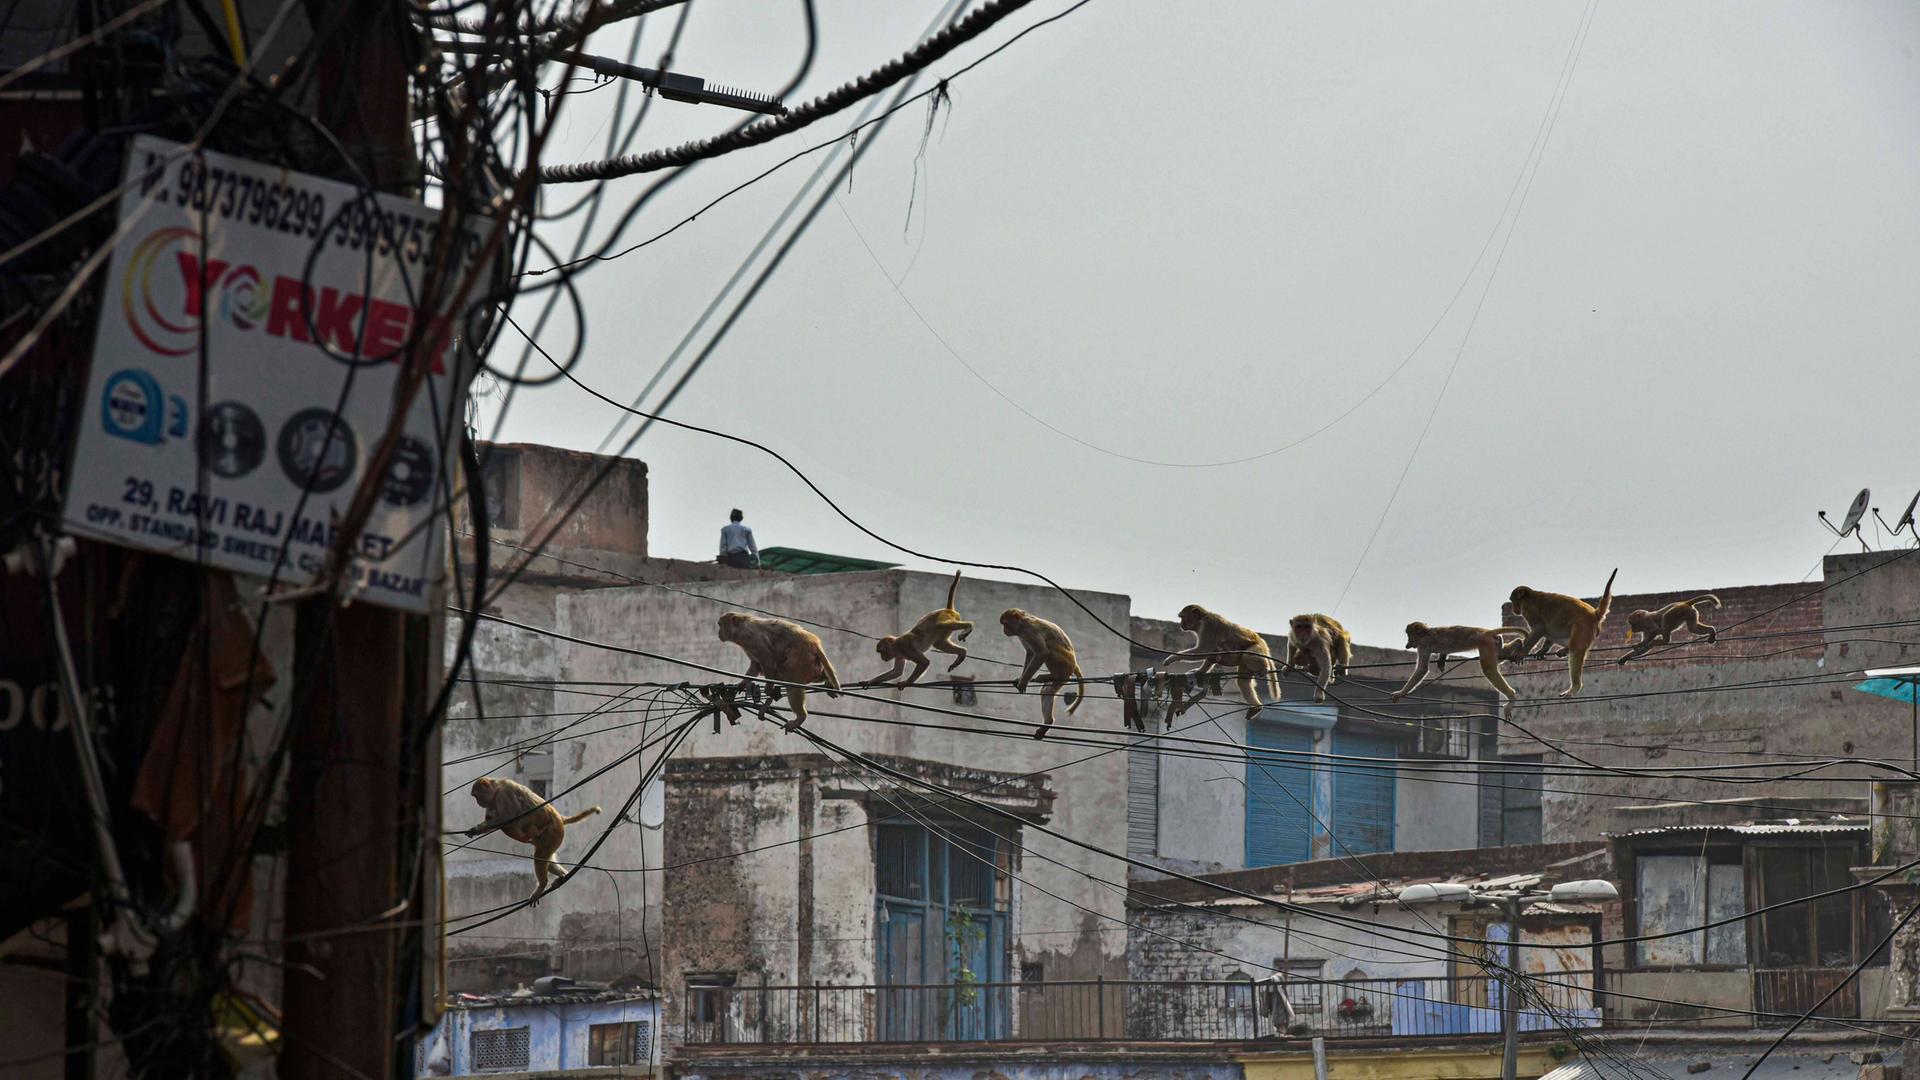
64;135;481;612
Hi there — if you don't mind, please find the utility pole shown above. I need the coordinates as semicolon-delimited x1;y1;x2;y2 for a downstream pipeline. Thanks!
281;2;431;1078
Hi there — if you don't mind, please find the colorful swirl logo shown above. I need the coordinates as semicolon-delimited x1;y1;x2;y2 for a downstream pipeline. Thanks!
220;265;268;330
122;227;199;356
120;228;268;355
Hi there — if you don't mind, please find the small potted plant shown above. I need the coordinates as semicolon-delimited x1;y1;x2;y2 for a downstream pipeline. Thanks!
1336;995;1374;1023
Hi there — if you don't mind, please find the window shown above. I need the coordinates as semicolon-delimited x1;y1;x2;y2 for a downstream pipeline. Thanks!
1634;851;1746;967
514;748;553;799
1020;962;1044;983
588;1021;651;1066
470;1027;529;1072
687;973;735;1024
481;449;520;529
1272;958;1326;1013
1416;716;1470;759
1482;754;1542;847
951;676;977;707
1755;846;1877;968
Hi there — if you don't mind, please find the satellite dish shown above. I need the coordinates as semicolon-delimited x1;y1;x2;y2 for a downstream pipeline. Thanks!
1875;489;1920;542
1818;488;1872;552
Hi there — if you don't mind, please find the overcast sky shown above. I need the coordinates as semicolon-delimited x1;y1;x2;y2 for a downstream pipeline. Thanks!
477;0;1920;648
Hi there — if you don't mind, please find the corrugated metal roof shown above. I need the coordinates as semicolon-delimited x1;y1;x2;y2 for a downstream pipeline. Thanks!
1174;871;1563;909
756;547;899;574
1607;818;1866;840
1544;1046;1897;1080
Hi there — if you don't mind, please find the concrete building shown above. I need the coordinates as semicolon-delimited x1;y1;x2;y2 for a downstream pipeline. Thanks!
1607;816;1892;1028
442;442;768;990
1483;552;1920;1028
1125;617;1536;878
1498;552;1920;843
558;568;1135;1044
441;441;1137;1048
1125;842;1608;1040
414;980;660;1076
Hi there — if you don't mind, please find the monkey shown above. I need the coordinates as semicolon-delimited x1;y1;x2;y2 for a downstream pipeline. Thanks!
1507;569;1618;697
1618;595;1720;663
1394;623;1532;718
465;776;601;905
717;612;841;731
999;608;1086;738
1286;613;1353;704
871;570;973;687
1497;620;1566;664
1164;604;1281;719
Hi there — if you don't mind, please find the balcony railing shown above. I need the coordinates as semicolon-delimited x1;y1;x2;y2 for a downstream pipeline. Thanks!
681;972;1601;1045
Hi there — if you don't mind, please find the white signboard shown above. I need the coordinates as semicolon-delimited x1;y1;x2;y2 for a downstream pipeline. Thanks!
64;135;480;612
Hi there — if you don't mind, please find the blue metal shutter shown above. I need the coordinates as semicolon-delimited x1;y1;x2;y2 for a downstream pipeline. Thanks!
1245;721;1314;867
1331;730;1396;855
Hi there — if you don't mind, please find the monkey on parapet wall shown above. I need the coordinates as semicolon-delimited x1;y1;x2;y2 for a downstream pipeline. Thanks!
465;776;601;905
717;612;841;730
1287;613;1352;704
872;570;972;687
1618;595;1720;663
1000;608;1085;738
1166;604;1281;719
1508;569;1617;698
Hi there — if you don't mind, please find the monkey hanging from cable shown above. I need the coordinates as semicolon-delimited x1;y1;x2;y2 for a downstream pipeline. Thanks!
1507;569;1617;697
1618;595;1720;663
717;612;841;730
1166;604;1281;719
464;776;601;906
871;570;972;686
1000;608;1085;738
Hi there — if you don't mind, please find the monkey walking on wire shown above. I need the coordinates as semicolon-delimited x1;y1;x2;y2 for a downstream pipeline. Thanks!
465;776;601;906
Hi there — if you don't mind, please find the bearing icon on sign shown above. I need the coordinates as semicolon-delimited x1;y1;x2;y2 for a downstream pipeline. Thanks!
381;435;436;507
197;401;267;478
276;408;359;494
101;369;188;445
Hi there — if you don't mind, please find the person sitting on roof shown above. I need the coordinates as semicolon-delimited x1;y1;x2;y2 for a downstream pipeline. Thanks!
717;508;759;569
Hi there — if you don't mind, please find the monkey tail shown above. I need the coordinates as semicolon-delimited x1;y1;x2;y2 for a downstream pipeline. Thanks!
1689;594;1721;610
946;568;962;611
1066;664;1087;715
561;806;602;825
820;649;842;695
1595;568;1618;622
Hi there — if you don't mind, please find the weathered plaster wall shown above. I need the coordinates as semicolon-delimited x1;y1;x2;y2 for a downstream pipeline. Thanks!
1127;619;1495;875
557;570;1135;1025
1503;553;1920;844
417;998;659;1076
672;1052;1238;1080
470;440;649;559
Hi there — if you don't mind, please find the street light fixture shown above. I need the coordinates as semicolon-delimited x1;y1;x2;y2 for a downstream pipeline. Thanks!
1397;879;1619;1080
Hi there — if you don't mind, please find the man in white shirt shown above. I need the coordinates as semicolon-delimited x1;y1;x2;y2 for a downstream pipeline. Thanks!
718;508;759;569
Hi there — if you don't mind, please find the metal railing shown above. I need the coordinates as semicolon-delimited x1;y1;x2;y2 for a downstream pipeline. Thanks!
681;972;1602;1045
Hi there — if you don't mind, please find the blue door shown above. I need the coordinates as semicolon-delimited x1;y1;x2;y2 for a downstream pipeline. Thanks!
1245;721;1314;867
875;821;1010;1040
1331;730;1396;855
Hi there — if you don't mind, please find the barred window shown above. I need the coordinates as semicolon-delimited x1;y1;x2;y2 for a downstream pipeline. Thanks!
470;1027;529;1072
588;1021;652;1065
